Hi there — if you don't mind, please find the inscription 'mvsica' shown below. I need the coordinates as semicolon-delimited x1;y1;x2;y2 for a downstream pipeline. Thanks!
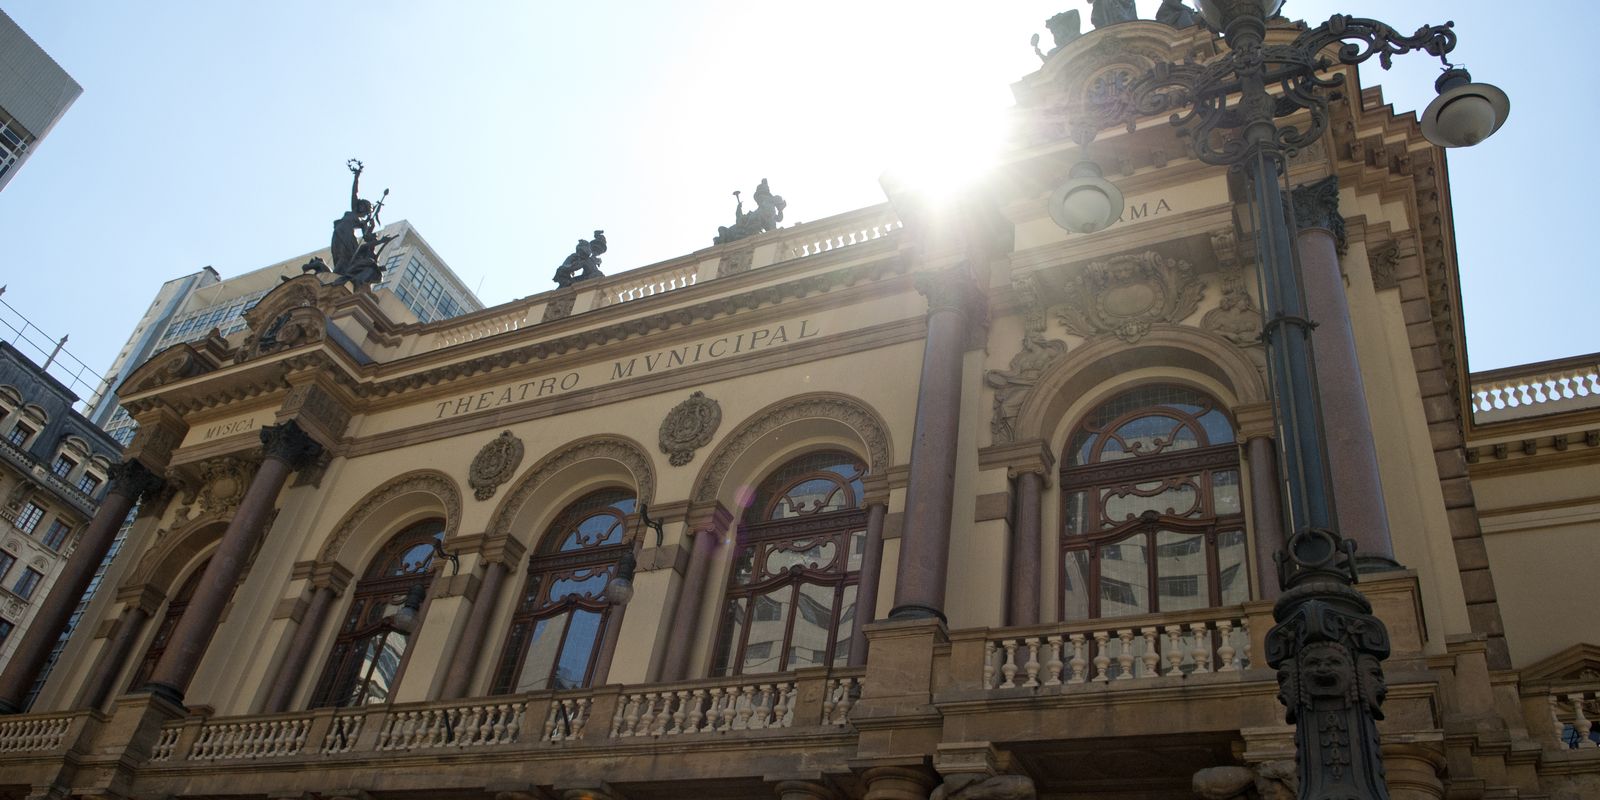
433;319;820;420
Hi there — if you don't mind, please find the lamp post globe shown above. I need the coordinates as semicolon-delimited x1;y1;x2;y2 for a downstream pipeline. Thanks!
1421;68;1510;148
1194;0;1284;30
1048;160;1124;234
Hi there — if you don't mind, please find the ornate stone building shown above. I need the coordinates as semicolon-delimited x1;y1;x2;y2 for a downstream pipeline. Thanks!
0;18;1596;800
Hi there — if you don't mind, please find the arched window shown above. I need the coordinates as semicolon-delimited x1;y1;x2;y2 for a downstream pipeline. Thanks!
1060;385;1248;620
491;488;634;695
710;451;866;676
310;519;443;708
127;558;210;690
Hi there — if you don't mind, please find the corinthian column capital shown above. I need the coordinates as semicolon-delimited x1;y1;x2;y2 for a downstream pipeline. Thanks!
259;421;323;469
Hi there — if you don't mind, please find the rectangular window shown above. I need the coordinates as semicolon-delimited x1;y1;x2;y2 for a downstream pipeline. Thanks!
15;503;44;533
51;455;76;478
13;568;42;600
0;551;14;582
77;473;101;495
6;424;33;447
0;620;12;646
41;520;70;550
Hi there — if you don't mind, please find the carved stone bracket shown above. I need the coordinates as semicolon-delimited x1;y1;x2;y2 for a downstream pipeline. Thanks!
469;431;526;501
659;391;722;467
1291;175;1347;254
108;460;167;504
1054;251;1205;343
931;742;1036;800
985;334;1067;444
1366;239;1400;291
278;382;353;448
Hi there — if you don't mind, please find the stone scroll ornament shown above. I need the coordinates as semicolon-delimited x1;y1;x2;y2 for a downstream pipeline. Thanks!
1055;251;1204;344
659;391;722;467
469;431;525;501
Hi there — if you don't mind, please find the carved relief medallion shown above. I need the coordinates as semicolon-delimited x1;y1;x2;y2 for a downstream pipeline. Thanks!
659;391;722;467
1055;251;1204;343
469;430;525;501
196;457;256;516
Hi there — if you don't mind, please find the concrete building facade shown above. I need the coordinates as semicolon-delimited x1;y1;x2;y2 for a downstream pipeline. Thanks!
0;18;1596;800
0;9;81;193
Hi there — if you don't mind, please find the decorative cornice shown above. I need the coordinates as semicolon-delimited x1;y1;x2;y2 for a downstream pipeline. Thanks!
1366;239;1400;291
692;393;892;504
978;439;1056;485
1233;402;1276;441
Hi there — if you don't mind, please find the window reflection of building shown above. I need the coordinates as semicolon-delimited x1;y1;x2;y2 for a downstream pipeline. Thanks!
310;520;443;708
1060;385;1248;620
711;451;866;676
491;489;634;695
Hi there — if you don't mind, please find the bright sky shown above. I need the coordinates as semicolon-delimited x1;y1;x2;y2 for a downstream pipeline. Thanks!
0;1;1590;401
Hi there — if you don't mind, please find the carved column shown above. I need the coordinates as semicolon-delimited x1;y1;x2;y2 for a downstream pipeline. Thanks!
863;766;937;800
1000;442;1053;627
0;459;165;713
1237;404;1286;600
76;585;163;710
848;480;889;666
142;422;321;705
440;535;525;698
1292;176;1396;570
262;561;353;712
1381;741;1446;800
890;268;983;621
659;503;731;682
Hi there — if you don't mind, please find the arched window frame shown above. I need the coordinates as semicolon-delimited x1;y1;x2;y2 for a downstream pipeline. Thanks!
490;487;635;695
710;450;867;677
309;519;443;708
127;557;211;691
1058;384;1249;620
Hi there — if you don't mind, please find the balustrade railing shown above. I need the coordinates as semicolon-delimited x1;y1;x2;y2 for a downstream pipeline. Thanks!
823;673;862;727
149;722;182;762
591;262;699;310
319;712;364;754
374;700;526;751
429;301;538;349
610;678;797;738
775;208;902;263
1548;687;1600;750
189;716;312;760
1471;354;1600;424
0;713;73;753
983;610;1252;691
541;693;592;742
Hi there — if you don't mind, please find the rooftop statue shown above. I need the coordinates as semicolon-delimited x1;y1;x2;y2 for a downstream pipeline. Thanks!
1032;10;1083;61
553;230;608;288
329;159;395;290
1087;0;1137;29
713;179;787;245
1156;0;1198;28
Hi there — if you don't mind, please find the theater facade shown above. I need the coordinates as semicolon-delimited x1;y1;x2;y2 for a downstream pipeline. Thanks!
1;18;1597;800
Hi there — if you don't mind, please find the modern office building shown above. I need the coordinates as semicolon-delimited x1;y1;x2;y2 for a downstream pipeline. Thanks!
86;221;483;445
0;9;81;192
0;14;1596;800
0;341;120;674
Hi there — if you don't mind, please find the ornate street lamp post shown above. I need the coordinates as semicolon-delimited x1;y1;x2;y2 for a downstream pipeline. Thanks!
1049;3;1508;797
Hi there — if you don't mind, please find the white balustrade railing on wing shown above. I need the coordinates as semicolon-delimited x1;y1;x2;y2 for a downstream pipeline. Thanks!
610;680;797;738
1549;688;1600;750
429;301;538;350
1471;359;1600;423
375;701;526;751
985;614;1251;691
0;714;73;753
541;695;593;742
592;263;699;310
822;675;861;727
320;712;365;754
148;722;183;762
776;211;902;264
188;717;311;760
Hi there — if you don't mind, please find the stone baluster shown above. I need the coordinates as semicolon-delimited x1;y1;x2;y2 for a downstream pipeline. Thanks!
1165;627;1185;675
999;640;1018;689
1572;693;1595;749
0;458;166;713
1091;631;1111;682
142;423;322;705
1140;628;1160;678
1067;633;1087;684
1116;629;1135;680
1217;620;1238;672
889;268;984;622
1044;634;1064;686
1189;622;1212;674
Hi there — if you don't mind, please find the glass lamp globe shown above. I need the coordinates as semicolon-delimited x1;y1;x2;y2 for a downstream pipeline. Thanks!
1421;68;1510;148
1195;0;1285;29
1048;160;1124;235
603;576;635;606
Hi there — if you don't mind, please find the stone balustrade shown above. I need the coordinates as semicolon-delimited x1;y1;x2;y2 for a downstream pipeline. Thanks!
189;715;313;760
375;700;526;751
611;678;797;738
1471;353;1600;424
982;608;1254;691
1546;685;1600;750
429;301;539;349
0;713;74;753
775;208;902;263
591;262;699;310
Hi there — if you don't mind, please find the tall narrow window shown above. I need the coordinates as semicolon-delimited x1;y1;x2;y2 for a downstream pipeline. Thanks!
711;451;866;676
310;520;443;708
14;503;44;533
1060;385;1247;619
491;489;635;695
12;568;42;600
128;559;209;689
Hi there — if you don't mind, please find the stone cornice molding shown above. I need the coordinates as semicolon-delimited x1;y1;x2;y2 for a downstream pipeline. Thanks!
124;404;188;473
1234;402;1276;442
978;439;1056;486
486;435;657;541
276;378;354;451
686;501;734;538
317;469;464;565
290;560;357;595
861;474;891;507
690;392;893;504
114;583;167;616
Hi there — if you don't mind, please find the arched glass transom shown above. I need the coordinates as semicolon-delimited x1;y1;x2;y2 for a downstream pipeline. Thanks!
491;488;635;695
310;519;444;708
711;451;866;676
1059;385;1248;620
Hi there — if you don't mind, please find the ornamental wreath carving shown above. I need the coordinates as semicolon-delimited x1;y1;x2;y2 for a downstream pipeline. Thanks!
469;430;525;501
1055;251;1205;344
659;391;722;467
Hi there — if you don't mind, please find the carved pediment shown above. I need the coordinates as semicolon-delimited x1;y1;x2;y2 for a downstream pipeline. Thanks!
236;275;338;364
1522;643;1600;687
123;343;220;395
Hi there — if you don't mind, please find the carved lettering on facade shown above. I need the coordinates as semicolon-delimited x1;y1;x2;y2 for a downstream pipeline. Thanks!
202;416;257;441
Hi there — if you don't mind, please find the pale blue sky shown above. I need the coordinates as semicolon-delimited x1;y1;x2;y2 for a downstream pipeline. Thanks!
0;1;1590;398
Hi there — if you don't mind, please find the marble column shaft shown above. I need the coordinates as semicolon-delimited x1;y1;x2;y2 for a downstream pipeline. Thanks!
1293;177;1395;565
659;529;718;682
1246;435;1287;600
261;583;339;712
890;271;978;621
440;560;509;699
0;461;157;713
144;424;318;703
847;502;888;666
78;605;152;710
1008;470;1044;626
